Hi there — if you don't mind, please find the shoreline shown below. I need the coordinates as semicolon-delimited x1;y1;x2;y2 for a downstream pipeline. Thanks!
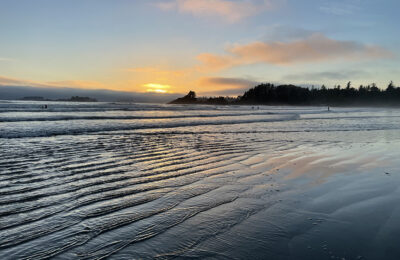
170;101;400;109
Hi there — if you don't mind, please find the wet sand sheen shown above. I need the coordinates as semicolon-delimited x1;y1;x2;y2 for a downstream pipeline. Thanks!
1;102;400;259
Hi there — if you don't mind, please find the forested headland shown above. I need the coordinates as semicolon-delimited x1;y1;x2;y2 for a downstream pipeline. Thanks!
169;81;400;106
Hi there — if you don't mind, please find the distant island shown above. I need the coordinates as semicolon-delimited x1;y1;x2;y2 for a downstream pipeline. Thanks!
170;81;400;106
57;96;97;102
21;96;47;101
21;96;97;102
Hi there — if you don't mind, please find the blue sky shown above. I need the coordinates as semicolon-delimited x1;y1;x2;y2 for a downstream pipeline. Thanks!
0;0;399;95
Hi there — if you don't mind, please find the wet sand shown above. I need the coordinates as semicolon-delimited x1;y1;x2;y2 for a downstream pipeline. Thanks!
1;138;399;259
1;102;400;259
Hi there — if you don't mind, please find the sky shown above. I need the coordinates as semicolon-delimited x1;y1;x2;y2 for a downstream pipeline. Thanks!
0;0;399;97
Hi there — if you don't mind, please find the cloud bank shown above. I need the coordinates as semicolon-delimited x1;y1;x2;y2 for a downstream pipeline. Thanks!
0;76;105;89
197;34;392;70
0;85;181;103
0;76;181;103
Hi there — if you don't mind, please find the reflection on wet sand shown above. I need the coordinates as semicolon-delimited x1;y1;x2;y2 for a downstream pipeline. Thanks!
1;103;400;259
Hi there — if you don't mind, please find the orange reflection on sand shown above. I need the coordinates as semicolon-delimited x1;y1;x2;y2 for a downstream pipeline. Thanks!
247;145;393;185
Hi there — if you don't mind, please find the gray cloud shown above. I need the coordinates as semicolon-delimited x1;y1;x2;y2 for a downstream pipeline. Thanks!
320;0;361;16
262;25;315;41
284;70;370;81
200;87;251;96
201;77;259;87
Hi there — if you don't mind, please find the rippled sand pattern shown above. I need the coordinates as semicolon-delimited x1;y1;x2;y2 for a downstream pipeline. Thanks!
1;102;400;259
0;131;286;259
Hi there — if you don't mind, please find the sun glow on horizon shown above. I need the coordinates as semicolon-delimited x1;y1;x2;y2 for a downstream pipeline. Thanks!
144;83;171;94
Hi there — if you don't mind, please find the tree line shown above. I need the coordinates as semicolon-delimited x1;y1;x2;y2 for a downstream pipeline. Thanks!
170;81;400;106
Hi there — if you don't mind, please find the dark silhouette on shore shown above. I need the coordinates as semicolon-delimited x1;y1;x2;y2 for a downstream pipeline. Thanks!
168;91;197;104
170;81;400;107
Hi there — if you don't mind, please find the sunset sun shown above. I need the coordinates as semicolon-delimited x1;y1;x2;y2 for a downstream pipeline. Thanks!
144;83;171;93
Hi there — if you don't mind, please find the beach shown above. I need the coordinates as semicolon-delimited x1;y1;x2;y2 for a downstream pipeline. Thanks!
1;101;400;259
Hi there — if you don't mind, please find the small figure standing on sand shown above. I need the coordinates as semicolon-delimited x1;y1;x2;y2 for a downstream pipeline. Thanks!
328;106;330;111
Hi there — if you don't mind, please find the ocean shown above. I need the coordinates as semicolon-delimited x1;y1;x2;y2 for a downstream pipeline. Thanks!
1;100;400;259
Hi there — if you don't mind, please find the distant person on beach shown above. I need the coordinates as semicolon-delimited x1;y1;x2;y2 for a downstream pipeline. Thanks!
328;106;330;111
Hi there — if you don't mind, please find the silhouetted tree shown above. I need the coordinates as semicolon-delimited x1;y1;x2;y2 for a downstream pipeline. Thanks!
170;81;400;106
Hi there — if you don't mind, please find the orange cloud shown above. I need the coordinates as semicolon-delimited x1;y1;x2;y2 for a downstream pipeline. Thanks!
156;0;274;23
0;76;105;89
0;76;44;87
197;33;392;70
46;80;105;89
196;53;233;71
